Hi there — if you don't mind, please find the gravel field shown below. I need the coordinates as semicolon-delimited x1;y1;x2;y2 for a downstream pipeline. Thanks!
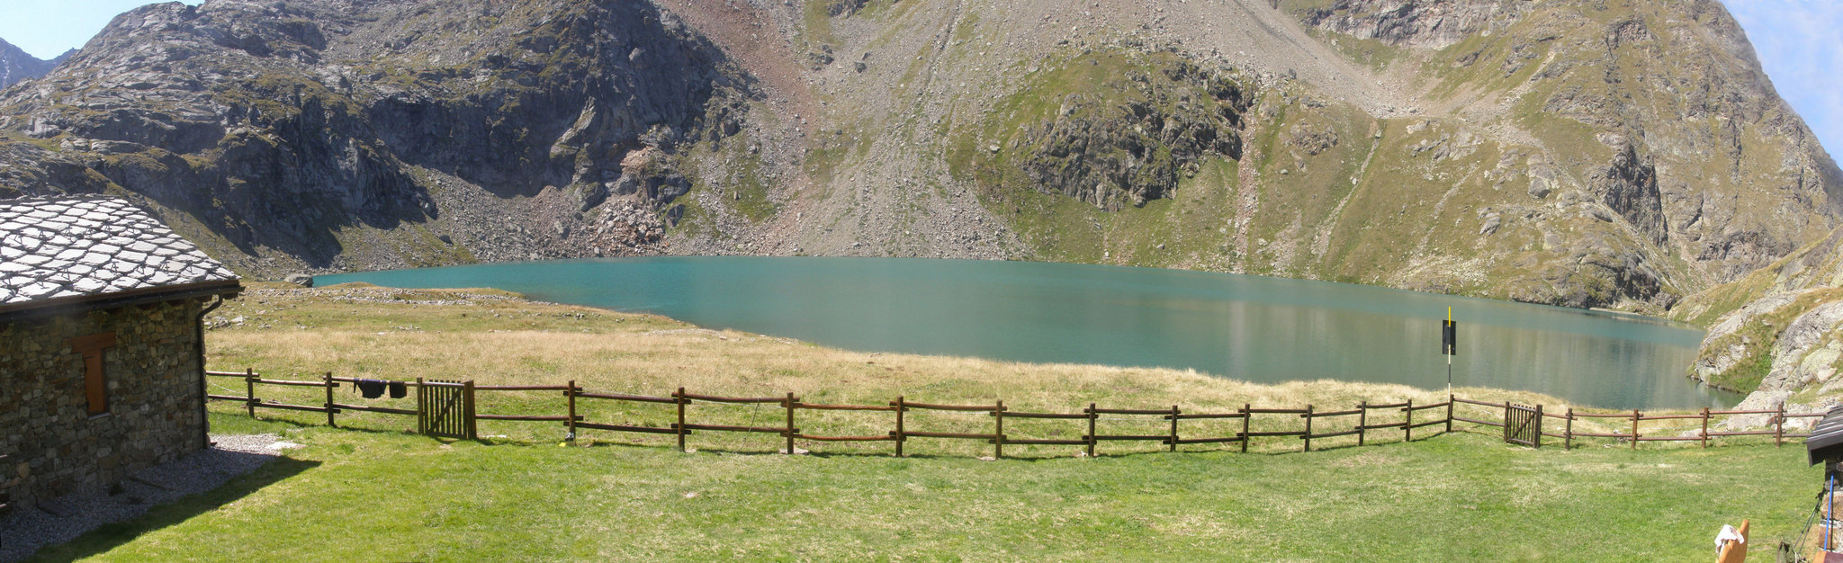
0;435;290;562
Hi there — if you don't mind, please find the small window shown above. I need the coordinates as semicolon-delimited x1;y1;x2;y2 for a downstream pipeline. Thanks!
69;333;116;416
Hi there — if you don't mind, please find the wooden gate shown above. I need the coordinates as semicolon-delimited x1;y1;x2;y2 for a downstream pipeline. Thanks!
418;379;476;439
1505;403;1542;448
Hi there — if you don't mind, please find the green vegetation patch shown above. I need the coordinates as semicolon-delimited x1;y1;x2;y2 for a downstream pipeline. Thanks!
801;115;877;188
683;135;780;224
799;0;840;47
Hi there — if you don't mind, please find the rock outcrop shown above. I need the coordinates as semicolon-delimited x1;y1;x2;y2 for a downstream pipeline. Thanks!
961;52;1251;210
1685;223;1843;420
1299;0;1531;49
0;0;752;274
1595;143;1665;246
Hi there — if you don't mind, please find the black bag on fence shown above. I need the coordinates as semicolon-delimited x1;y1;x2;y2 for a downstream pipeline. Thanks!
356;379;386;399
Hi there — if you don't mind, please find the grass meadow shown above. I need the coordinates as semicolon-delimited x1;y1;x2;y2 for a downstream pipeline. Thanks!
27;284;1825;560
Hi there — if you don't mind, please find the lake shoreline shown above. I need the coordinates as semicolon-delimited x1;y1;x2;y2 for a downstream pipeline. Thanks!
227;282;1727;414
317;256;1736;409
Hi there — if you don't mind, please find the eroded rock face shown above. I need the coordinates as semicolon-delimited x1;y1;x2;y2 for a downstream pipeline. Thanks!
0;0;751;274
1300;0;1531;49
1596;144;1665;245
1765;302;1843;389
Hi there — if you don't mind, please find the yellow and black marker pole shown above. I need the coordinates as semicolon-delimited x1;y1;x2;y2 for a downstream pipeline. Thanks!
1442;307;1457;395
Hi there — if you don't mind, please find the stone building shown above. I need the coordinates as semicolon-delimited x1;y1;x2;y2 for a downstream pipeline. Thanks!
1;197;240;509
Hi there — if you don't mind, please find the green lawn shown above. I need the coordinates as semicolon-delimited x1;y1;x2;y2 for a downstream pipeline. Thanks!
32;412;1821;561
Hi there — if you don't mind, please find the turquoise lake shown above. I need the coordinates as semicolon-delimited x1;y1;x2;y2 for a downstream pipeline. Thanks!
318;256;1739;409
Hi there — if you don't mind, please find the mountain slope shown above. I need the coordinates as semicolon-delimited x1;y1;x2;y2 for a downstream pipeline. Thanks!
657;0;1838;312
0;37;58;89
1676;223;1843;416
0;0;1835;320
0;0;759;273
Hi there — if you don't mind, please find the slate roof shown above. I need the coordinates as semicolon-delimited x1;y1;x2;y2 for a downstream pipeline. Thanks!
1810;404;1843;466
0;196;239;313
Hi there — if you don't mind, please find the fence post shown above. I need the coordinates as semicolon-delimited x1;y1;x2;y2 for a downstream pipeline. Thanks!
566;380;577;441
785;392;797;455
463;380;477;440
1169;405;1180;452
675;387;687;452
1564;407;1574;450
1503;402;1511;445
324;372;336;427
1357;401;1368;446
1303;404;1314;452
1630;409;1640;450
1404;398;1414;442
1700;407;1709;448
1533;404;1543;449
1239;403;1251;453
1086;402;1098;458
1776;401;1785;447
416;377;425;435
245;368;255;417
994;399;1006;459
1445;394;1454;433
894;395;906;458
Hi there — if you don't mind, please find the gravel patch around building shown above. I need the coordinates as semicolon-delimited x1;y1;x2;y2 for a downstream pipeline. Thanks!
0;434;290;562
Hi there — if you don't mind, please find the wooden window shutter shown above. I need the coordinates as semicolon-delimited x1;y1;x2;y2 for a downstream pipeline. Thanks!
69;333;117;416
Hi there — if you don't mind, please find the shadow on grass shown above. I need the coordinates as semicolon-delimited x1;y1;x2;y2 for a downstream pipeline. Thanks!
23;455;321;562
241;413;471;441
240;413;416;435
228;411;1471;461
551;437;1472;461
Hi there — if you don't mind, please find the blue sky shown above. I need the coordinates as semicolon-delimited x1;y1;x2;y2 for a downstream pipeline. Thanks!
1724;1;1843;161
0;1;204;59
0;0;1834;158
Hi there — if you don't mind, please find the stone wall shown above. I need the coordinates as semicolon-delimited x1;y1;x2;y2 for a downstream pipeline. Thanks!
0;299;205;507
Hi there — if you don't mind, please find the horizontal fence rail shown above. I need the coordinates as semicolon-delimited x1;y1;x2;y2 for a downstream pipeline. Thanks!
206;369;1824;458
1444;396;1819;450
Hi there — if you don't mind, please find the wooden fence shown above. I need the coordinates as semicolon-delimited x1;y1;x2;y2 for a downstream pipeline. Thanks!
205;369;1821;457
1447;396;1821;448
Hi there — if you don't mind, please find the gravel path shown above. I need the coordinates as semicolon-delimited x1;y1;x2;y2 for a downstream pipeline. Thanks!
0;434;295;562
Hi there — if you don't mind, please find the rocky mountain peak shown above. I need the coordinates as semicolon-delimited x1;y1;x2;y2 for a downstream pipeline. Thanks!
0;36;57;89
